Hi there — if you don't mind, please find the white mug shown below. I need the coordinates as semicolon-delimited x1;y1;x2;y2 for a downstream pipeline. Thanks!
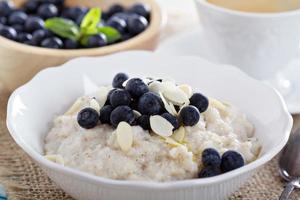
194;0;300;80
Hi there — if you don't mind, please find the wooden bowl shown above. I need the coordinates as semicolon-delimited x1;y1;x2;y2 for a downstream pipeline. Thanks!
0;0;163;91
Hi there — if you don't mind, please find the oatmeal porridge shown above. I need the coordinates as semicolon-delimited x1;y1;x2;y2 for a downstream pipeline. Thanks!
44;73;261;182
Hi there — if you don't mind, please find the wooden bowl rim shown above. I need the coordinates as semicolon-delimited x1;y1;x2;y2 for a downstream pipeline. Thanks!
0;0;164;57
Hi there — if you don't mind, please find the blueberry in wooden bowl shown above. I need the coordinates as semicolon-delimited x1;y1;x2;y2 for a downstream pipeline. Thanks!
0;0;163;91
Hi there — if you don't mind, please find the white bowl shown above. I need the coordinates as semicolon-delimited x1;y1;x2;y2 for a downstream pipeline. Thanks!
6;51;292;200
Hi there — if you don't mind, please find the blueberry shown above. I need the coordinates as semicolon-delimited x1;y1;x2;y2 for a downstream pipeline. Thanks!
111;12;130;22
99;105;113;124
137;115;150;130
11;24;24;33
87;33;107;48
8;11;27;25
105;88;117;105
127;14;148;35
64;39;78;49
44;0;64;6
129;3;151;20
112;72;129;88
24;39;37;46
0;1;13;17
110;105;135;127
75;12;85;25
221;151;245;173
32;29;52;44
16;32;32;42
37;3;58;19
25;16;44;32
161;113;179;130
107;16;127;34
101;11;109;21
109;89;131;107
0;26;17;40
24;0;40;13
198;166;221;178
61;6;88;21
41;37;63;49
122;33;132;41
179;105;200;126
202;148;221;168
125;78;149;98
107;4;124;17
130;99;139;111
0;16;7;25
77;108;99;129
190;93;209;113
138;92;163;115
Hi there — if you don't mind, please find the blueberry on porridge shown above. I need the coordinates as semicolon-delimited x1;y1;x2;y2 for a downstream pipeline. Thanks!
44;73;261;182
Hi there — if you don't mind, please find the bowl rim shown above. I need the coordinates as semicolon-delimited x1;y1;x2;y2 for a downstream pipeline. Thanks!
0;0;164;57
194;0;300;18
6;51;293;189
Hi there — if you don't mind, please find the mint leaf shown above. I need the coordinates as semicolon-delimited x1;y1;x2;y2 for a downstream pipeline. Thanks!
80;8;101;34
98;26;121;44
45;18;80;41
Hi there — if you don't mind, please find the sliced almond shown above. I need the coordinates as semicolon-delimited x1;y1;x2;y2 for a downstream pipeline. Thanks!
149;81;163;93
116;122;133;152
168;101;178;116
163;88;190;106
133;110;142;118
172;126;186;143
98;86;110;108
89;98;100;112
45;154;64;165
122;79;130;87
178;84;193;98
64;97;85;115
159;92;177;115
161;81;177;92
150;115;174;137
164;137;182;147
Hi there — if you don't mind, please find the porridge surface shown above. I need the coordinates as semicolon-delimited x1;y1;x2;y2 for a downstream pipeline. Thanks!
45;95;260;182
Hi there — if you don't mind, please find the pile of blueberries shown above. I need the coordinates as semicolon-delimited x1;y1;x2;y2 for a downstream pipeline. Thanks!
76;73;245;177
199;148;245;178
0;0;150;49
77;73;209;130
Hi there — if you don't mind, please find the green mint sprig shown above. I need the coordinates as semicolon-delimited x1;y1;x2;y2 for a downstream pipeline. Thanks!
44;8;122;46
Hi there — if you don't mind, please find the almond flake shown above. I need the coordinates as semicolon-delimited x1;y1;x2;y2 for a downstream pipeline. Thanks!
163;88;190;106
89;98;100;112
149;81;163;93
150;115;174;137
159;92;177;115
116;122;133;152
133;110;142;118
161;81;177;92
168;101;178;116
164;137;182;147
178;84;193;98
64;97;85;115
45;154;64;165
172;126;186;143
91;86;109;109
122;79;130;87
